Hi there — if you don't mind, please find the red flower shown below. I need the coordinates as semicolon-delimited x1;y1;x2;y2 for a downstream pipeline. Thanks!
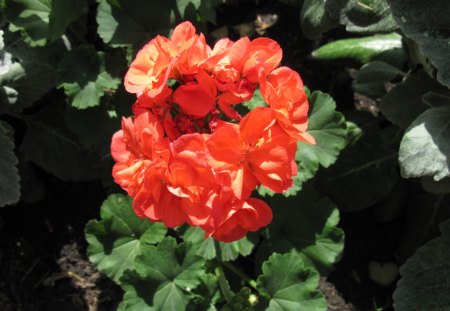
173;69;217;117
113;21;315;242
207;107;297;199
201;193;273;242
260;66;315;144
124;21;207;99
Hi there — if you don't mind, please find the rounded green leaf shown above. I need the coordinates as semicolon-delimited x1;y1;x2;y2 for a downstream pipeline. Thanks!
182;226;254;261
394;218;450;310
312;33;402;64
399;106;450;181
119;237;206;310
353;61;404;98
0;121;20;207
318;124;398;211
96;0;177;47
380;71;448;130
5;0;83;45
57;45;120;109
257;252;327;311
325;0;398;33
388;0;450;87
85;194;167;283
300;0;339;40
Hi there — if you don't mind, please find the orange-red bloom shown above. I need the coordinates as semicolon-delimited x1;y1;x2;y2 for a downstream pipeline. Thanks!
207;107;297;199
112;21;315;242
260;66;315;144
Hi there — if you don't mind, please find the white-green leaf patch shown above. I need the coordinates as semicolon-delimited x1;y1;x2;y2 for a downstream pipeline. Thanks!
399;106;450;181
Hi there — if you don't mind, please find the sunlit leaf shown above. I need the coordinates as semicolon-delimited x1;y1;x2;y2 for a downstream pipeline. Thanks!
312;33;402;64
57;45;120;109
399;106;450;181
119;237;205;310
326;0;398;33
257;252;327;311
182;226;254;262
85;194;167;283
388;0;450;87
5;0;83;45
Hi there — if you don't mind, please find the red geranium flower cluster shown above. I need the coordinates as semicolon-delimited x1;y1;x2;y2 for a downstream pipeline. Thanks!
111;21;315;242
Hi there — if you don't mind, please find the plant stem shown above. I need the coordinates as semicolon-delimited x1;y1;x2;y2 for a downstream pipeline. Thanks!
215;263;233;303
214;240;233;303
223;261;258;290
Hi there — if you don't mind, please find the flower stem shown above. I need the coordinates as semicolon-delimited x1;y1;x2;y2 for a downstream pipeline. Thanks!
215;262;233;303
223;261;258;290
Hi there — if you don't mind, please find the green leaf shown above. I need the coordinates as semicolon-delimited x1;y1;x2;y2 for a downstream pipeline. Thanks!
5;0;51;46
242;89;267;110
0;36;56;111
19;102;99;181
318;124;398;211
257;252;327;311
388;0;450;87
394;218;450;311
257;186;344;274
397;190;450;262
0;86;18;112
118;270;156;311
222;287;253;311
325;0;398;33
57;45;120;109
65;103;121;155
0;121;20;207
198;0;221;24
380;71;448;130
399;106;450;181
353;61;404;98
300;0;339;40
5;0;83;45
301;91;349;168
312;33;402;64
0;50;12;75
176;0;202;18
85;194;167;284
119;237;205;310
48;0;83;41
422;91;450;108
182;226;254;261
258;90;349;197
96;0;177;47
187;273;220;311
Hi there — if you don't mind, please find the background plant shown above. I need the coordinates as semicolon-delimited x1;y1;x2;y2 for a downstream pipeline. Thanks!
0;0;449;310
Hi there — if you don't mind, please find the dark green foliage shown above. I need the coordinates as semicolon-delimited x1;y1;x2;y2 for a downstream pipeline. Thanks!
1;0;450;310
